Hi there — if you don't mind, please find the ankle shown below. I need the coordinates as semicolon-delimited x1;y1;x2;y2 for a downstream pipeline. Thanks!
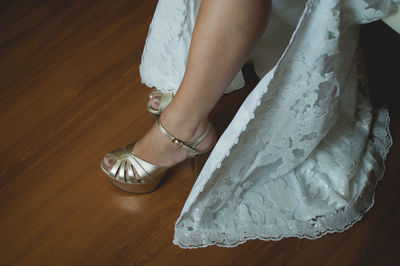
159;111;209;142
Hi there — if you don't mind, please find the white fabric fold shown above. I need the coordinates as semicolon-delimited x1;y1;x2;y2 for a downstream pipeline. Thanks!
139;0;397;248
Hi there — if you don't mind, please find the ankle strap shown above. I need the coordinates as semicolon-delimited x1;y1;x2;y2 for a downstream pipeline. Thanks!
157;118;211;157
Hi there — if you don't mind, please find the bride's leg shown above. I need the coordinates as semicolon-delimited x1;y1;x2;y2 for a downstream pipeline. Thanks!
162;0;271;126
104;0;271;171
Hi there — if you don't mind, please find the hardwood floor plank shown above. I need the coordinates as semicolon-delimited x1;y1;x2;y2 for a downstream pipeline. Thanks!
0;1;399;265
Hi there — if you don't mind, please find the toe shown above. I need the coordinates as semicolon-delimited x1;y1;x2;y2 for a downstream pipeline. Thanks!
149;93;161;110
103;154;116;169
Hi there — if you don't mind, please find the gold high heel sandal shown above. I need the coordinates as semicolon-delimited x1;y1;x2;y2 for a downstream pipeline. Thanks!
146;89;174;117
100;118;212;193
146;90;212;179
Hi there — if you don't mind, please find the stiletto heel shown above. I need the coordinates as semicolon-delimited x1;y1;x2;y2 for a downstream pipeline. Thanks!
101;118;213;193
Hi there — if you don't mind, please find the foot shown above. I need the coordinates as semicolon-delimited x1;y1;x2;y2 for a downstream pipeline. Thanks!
102;114;216;181
148;91;161;111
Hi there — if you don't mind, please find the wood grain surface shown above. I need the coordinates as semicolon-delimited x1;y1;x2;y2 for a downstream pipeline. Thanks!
0;1;399;265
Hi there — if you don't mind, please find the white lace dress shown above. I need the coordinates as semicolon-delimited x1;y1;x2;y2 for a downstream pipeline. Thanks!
139;0;398;248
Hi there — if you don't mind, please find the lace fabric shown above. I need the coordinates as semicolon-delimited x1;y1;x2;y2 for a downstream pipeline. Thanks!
139;0;244;93
139;0;398;248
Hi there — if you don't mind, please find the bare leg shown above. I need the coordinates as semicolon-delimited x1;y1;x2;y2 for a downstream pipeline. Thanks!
104;0;271;174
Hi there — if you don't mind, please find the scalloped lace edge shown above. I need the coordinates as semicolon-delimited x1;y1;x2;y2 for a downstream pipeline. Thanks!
173;107;393;249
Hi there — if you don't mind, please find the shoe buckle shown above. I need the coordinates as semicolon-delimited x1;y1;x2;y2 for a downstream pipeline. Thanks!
171;138;183;147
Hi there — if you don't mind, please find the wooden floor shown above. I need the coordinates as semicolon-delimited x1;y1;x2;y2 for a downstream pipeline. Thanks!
0;1;399;265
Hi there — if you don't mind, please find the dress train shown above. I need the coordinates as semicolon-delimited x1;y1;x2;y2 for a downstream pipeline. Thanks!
139;0;397;248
